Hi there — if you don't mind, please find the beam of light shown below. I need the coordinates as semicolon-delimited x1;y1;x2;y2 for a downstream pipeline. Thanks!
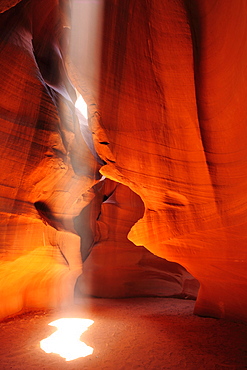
40;318;94;361
75;93;88;120
70;0;104;98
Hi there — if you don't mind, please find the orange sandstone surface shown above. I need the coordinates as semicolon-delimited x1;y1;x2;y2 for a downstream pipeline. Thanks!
78;179;198;299
0;0;246;323
95;0;247;321
0;0;100;319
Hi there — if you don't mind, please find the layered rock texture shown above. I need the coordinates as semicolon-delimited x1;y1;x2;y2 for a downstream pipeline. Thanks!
77;179;198;299
0;0;99;319
96;0;247;321
1;0;247;322
0;0;198;320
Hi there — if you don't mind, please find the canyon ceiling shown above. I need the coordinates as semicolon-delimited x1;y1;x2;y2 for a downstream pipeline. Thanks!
0;0;247;322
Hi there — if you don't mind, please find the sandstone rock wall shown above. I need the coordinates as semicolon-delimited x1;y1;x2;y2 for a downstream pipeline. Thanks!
96;0;247;321
1;0;247;322
0;0;198;320
0;0;98;319
77;179;199;299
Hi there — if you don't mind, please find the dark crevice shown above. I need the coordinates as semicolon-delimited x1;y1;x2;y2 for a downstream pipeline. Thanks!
34;201;61;230
102;194;109;202
106;158;116;163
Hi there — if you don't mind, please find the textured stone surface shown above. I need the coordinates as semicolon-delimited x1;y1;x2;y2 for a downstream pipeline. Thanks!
0;0;99;319
77;179;199;299
0;0;198;320
1;0;247;322
96;0;247;321
0;0;22;13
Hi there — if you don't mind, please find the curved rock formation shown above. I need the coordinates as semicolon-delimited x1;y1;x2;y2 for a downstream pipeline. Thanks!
0;0;99;319
0;0;22;13
96;0;247;321
1;0;247;323
76;179;199;299
0;0;198;320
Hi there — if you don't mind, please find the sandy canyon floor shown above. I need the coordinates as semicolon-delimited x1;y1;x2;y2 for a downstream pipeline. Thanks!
0;298;247;369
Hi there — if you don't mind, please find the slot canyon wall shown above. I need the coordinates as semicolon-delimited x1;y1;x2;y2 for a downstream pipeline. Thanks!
96;0;247;321
0;0;198;321
0;0;247;323
0;0;100;319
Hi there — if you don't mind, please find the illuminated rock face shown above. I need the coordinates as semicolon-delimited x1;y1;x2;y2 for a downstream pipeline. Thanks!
0;0;22;13
78;179;199;299
96;0;247;321
0;0;98;319
1;0;247;322
0;0;198;320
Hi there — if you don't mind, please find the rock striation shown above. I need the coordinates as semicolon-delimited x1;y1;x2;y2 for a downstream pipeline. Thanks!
77;179;199;299
0;0;198;320
96;0;247;321
1;0;247;322
0;0;99;319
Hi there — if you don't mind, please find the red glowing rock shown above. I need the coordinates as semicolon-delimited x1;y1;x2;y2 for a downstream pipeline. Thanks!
1;0;247;322
77;179;199;299
0;0;98;319
96;0;247;321
0;0;197;320
0;0;22;13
